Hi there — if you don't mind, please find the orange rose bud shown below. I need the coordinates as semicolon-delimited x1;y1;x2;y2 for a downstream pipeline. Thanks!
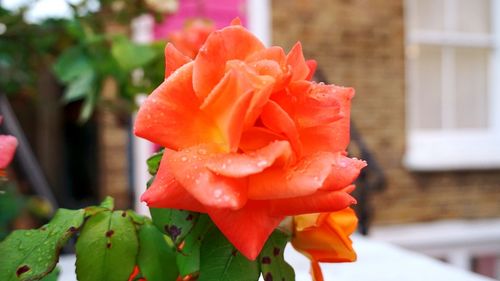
135;20;365;260
292;208;358;281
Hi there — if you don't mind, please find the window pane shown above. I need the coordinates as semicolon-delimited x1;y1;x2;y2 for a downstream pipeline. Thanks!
456;0;491;34
454;47;489;129
407;0;444;32
413;45;443;129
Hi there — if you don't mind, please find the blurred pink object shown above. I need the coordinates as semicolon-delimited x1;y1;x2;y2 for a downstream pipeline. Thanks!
0;116;18;169
154;0;247;39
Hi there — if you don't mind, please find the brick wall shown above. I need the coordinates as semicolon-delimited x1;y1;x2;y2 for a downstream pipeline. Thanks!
272;0;500;224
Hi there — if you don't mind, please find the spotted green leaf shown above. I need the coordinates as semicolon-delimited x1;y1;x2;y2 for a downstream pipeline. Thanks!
75;210;138;281
198;226;260;281
83;196;115;217
0;208;85;281
259;230;295;281
40;267;59;281
176;214;213;278
137;223;178;281
150;208;199;245
99;196;115;210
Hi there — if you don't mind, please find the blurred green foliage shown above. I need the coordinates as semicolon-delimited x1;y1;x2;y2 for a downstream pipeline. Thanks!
0;1;167;122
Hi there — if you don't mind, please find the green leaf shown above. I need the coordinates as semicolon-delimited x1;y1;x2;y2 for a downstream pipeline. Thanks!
83;196;115;217
62;69;95;103
137;223;178;281
40;267;59;281
146;150;163;176
0;185;25;238
176;214;212;277
150;208;199;245
111;36;158;71
0;209;85;281
146;176;155;189
99;196;115;210
83;206;108;218
126;210;147;225
75;210;139;281
78;81;99;123
259;230;295;281
53;46;93;83
198;226;260;281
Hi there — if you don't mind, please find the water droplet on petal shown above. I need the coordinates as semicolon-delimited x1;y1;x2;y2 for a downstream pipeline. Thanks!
181;156;188;162
213;189;222;198
198;148;207;155
257;160;268;167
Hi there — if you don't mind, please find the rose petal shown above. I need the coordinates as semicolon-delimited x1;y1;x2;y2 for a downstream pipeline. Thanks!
239;127;286;152
261;100;302;155
0;135;17;169
290;82;344;128
247;152;364;199
322;155;366;191
141;153;205;212
206;140;292;177
286;42;310;81
247;46;287;67
164;43;192;78
208;200;283;260
246;47;291;91
269;186;357;216
222;60;275;130
248;152;338;199
193;26;265;100
134;62;223;150
299;86;354;155
305;59;317;80
165;146;248;210
201;69;256;151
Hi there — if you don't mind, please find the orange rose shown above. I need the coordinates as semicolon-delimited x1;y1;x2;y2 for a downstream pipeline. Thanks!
168;19;216;59
0;116;18;173
292;208;358;281
135;20;365;260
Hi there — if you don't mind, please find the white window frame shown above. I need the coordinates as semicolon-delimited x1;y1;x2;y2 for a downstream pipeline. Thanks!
404;0;500;171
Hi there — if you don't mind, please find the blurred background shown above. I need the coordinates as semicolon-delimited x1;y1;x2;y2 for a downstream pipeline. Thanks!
0;0;499;279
